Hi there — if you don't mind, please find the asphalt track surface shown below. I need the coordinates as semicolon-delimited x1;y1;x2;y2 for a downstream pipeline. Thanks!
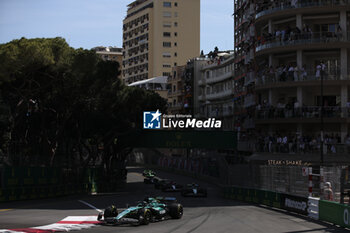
0;167;348;233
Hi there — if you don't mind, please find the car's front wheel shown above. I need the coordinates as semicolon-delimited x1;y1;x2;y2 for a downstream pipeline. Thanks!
169;203;183;219
139;209;152;225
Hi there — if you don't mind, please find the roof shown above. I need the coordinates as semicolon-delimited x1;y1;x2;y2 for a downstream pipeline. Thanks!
128;76;168;86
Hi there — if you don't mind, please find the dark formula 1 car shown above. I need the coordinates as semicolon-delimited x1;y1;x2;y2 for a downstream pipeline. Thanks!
160;180;183;192
181;183;207;197
154;179;170;189
97;197;183;226
144;176;159;184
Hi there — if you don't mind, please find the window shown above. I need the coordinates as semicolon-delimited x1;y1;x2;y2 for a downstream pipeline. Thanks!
174;52;177;57
163;12;171;17
174;42;177;46
175;2;178;6
163;64;171;68
174;62;177;66
163;22;171;28
174;22;178;27
163;2;171;7
163;72;171;77
174;32;177;37
163;32;171;37
163;52;171;58
163;42;171;47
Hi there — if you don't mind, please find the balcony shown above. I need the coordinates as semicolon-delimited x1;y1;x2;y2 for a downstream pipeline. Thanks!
207;107;234;118
256;32;350;54
206;89;234;101
255;70;348;90
256;0;350;21
244;71;255;86
243;118;255;129
169;104;183;111
255;106;349;123
167;90;184;98
206;71;233;84
243;94;255;108
254;142;350;156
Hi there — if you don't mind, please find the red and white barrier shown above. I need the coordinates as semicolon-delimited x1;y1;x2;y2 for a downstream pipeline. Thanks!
0;216;100;233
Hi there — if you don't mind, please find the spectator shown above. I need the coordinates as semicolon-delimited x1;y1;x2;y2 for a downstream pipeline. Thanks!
323;182;334;201
316;63;322;79
294;65;299;81
301;65;307;80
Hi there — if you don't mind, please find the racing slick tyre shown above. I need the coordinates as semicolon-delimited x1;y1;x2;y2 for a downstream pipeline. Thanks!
104;205;118;218
169;203;183;219
139;209;152;225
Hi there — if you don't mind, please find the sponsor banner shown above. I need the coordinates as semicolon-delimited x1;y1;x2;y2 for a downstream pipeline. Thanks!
319;200;350;228
281;194;308;215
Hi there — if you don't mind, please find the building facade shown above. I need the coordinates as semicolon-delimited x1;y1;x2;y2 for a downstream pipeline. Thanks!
122;0;200;84
234;0;350;154
197;53;235;130
92;46;123;79
167;65;185;114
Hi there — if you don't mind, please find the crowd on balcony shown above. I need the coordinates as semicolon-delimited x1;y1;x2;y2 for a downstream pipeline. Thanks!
255;132;350;154
256;98;350;119
257;24;343;48
240;132;350;154
256;61;341;85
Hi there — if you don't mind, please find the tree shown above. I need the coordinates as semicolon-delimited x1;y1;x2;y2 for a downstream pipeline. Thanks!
0;37;167;175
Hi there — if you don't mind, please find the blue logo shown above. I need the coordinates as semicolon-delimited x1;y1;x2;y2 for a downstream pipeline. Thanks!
143;110;162;129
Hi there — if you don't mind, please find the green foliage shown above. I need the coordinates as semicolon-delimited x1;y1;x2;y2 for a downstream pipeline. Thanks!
0;37;167;169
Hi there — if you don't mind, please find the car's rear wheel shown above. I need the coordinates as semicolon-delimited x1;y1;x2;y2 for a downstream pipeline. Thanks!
169;203;183;219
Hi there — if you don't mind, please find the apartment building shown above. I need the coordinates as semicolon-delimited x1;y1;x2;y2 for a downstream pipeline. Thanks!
92;46;123;79
167;65;185;114
197;53;235;130
122;0;200;84
234;0;350;154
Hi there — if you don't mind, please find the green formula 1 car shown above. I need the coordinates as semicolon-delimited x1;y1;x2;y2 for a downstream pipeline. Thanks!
143;169;156;177
97;197;183;226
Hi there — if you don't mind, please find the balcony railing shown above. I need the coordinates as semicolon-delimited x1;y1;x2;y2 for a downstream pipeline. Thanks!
256;0;350;20
256;106;349;120
206;89;234;100
256;32;349;53
254;142;350;155
206;71;233;84
244;94;256;108
255;69;346;87
207;107;234;118
244;71;255;86
167;90;184;97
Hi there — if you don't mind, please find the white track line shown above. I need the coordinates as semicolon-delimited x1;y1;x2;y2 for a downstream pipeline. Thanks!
78;200;102;212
